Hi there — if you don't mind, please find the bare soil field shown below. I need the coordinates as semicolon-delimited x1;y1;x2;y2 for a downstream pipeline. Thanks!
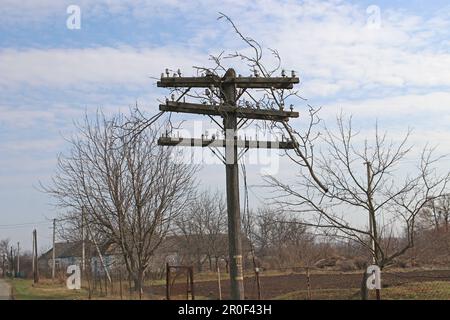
150;269;450;299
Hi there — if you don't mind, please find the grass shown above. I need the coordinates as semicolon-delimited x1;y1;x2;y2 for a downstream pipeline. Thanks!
7;278;166;300
381;281;450;300
7;279;88;300
274;281;450;300
6;277;206;300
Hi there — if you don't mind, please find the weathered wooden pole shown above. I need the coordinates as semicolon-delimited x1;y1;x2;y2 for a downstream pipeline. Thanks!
52;218;56;280
33;229;39;283
222;68;245;300
16;242;20;277
156;68;299;300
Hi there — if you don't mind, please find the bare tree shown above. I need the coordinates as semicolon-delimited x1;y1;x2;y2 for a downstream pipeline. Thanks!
44;110;198;293
266;115;450;271
175;190;228;271
409;194;450;266
244;207;314;268
0;239;10;277
421;194;450;232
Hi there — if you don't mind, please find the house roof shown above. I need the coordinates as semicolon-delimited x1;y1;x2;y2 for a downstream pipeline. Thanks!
40;233;251;260
158;233;252;255
40;240;114;260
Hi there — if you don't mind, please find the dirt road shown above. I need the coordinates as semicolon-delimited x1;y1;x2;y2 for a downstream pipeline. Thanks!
0;279;11;300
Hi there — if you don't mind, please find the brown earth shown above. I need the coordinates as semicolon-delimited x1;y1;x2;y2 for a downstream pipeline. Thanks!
148;269;450;300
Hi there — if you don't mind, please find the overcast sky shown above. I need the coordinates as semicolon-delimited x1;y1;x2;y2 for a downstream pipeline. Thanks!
1;0;449;251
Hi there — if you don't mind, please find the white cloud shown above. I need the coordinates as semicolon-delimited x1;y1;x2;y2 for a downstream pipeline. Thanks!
2;0;450;100
324;92;450;119
0;46;205;89
314;92;450;154
0;137;64;153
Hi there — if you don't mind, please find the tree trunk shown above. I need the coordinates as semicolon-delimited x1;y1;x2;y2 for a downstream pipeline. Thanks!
197;256;202;272
360;269;369;300
445;216;449;233
133;270;145;299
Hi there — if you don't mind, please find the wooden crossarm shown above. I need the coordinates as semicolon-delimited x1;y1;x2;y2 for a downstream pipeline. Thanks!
158;137;295;149
157;76;299;89
159;102;299;121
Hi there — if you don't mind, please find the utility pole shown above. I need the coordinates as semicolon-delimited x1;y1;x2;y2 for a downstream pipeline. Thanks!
52;218;56;280
10;246;13;276
81;207;86;273
16;242;20;277
32;231;35;279
33;229;39;283
157;69;299;299
222;68;244;298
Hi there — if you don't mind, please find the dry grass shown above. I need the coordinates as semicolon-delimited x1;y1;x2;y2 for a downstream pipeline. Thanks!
8;278;163;300
8;279;87;300
275;281;450;300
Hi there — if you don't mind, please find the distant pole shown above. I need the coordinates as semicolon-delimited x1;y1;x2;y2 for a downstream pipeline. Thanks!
81;207;86;272
33;229;39;283
10;246;13;276
52;218;56;280
31;233;35;278
16;242;20;277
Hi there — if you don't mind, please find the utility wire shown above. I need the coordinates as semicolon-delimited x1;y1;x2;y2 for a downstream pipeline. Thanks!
0;221;51;229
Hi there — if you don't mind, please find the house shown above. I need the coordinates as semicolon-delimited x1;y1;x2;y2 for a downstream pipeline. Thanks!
39;240;118;276
152;233;253;272
39;233;252;277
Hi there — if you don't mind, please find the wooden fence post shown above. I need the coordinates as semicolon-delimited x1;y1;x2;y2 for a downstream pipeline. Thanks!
189;266;195;300
119;269;123;300
217;266;222;300
166;263;171;300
